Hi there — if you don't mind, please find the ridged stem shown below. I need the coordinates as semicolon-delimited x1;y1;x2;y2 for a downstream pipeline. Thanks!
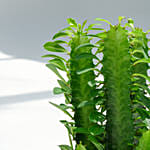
102;25;133;150
70;34;96;150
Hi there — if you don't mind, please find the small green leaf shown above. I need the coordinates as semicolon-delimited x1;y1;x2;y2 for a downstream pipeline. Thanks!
59;104;74;110
53;87;64;94
133;58;150;66
137;90;150;110
87;27;106;31
75;53;98;60
67;18;77;28
118;16;125;24
42;54;66;62
81;19;87;31
88;80;96;87
87;32;106;39
49;102;73;119
88;124;104;136
46;64;66;82
73;127;89;134
89;111;105;123
77;68;99;75
78;23;82;32
88;135;104;150
88;23;102;28
59;145;72;150
77;101;94;108
136;130;150;150
75;43;97;51
146;29;150;34
48;58;67;71
57;80;71;94
125;23;134;30
52;32;69;40
95;18;111;25
53;40;68;44
131;49;148;59
76;143;87;150
132;73;150;82
136;108;150;120
128;18;134;24
44;41;67;52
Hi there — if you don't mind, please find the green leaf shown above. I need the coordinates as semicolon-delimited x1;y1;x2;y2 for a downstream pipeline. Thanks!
73;127;89;134
125;23;134;30
59;145;72;150
89;111;105;123
88;124;104;136
57;80;71;94
136;130;150;150
48;58;67;71
95;18;111;25
81;19;87;31
75;53;98;60
137;90;150;110
87;32;106;39
131;49;148;59
77;101;94;108
132;73;150;82
49;102;73;119
128;18;134;24
88;135;104;150
59;120;73;134
78;23;82;32
53;87;64;94
53;40;68;44
88;80;96;87
88;23;102;28
133;58;150;66
87;27;106;31
118;16;125;24
67;18;77;28
46;64;66;82
59;104;74;110
52;32;69;40
44;41;67;52
77;68;99;75
42;54;66;62
76;143;87;150
136;108;150;120
88;80;104;87
146;29;150;34
75;43;97;51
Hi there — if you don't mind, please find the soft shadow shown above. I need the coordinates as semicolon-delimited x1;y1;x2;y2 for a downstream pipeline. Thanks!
0;91;63;105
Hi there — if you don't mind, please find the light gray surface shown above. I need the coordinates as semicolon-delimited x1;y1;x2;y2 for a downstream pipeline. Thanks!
0;0;150;62
0;0;150;150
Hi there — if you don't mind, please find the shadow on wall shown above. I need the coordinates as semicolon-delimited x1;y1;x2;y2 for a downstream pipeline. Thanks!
0;91;62;105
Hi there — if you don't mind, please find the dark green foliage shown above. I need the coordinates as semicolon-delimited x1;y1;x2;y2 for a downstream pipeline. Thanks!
127;22;150;146
102;25;133;150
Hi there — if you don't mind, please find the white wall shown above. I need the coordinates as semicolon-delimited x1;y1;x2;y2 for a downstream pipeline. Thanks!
0;0;150;149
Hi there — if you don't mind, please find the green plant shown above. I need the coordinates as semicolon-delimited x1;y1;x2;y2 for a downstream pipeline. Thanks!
102;24;133;150
136;130;150;150
43;18;104;150
43;17;150;150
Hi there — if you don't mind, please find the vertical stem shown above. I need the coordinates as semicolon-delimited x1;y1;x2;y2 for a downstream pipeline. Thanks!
70;34;96;150
102;25;133;150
